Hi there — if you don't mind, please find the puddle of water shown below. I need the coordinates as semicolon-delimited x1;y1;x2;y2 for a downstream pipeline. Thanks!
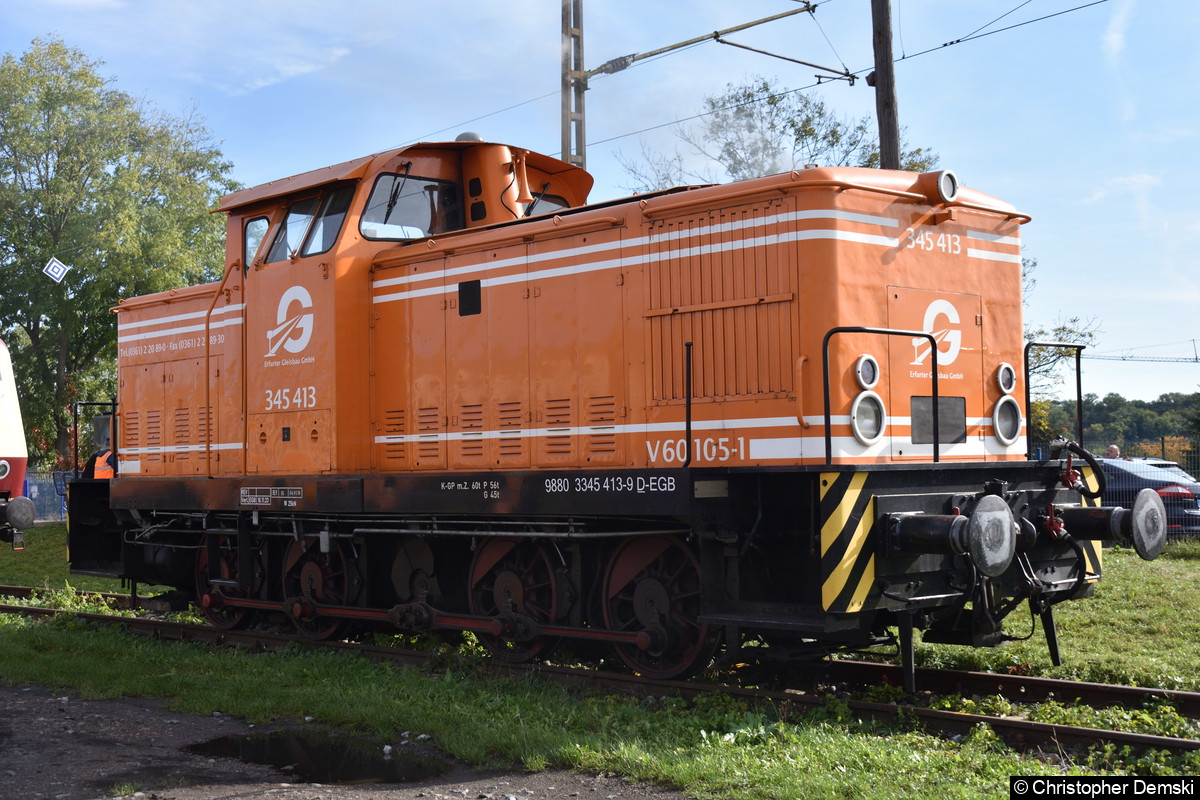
185;729;450;785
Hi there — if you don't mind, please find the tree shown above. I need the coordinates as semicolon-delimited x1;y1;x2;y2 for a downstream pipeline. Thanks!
0;37;237;468
1029;391;1200;457
616;77;939;192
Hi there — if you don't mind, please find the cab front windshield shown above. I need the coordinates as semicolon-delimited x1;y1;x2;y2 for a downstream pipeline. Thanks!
360;170;462;240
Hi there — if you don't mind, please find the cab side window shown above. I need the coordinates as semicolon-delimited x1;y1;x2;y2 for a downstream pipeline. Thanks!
302;186;355;257
244;216;269;267
266;198;319;263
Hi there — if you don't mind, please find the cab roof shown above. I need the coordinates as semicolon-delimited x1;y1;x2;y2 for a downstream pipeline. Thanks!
217;141;594;213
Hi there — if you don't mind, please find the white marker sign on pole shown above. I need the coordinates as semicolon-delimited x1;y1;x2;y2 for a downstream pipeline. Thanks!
43;257;70;283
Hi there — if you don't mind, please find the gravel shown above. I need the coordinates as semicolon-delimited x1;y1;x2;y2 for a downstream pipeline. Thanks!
0;684;695;800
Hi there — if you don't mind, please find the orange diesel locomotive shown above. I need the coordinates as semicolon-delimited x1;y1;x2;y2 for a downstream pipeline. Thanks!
67;135;1164;683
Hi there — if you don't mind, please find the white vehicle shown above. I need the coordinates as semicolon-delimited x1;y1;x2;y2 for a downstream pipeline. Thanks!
0;338;35;546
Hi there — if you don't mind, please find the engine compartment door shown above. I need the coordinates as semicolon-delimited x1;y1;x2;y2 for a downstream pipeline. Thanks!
886;287;983;460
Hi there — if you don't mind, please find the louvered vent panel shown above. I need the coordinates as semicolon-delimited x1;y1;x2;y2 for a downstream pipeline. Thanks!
498;401;524;457
647;204;795;402
384;409;407;461
145;410;162;463
458;404;484;458
417;407;442;461
544;398;572;456
174;408;190;461
587;396;617;454
123;412;141;450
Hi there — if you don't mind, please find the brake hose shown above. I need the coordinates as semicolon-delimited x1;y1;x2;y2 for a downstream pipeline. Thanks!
1050;438;1106;500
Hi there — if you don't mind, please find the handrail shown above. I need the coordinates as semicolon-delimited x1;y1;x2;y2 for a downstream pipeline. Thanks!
70;400;117;477
640;176;1031;223
1024;341;1086;458
822;327;939;466
203;260;244;477
682;342;694;468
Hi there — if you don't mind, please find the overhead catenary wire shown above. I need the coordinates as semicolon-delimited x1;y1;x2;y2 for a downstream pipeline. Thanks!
396;2;1114;168
895;0;1109;64
601;0;1113;148
1083;339;1200;363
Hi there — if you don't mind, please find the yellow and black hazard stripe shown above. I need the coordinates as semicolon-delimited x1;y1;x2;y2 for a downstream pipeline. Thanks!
1077;465;1104;578
819;471;877;614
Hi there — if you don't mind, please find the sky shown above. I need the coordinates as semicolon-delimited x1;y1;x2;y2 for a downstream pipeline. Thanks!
1;0;1197;402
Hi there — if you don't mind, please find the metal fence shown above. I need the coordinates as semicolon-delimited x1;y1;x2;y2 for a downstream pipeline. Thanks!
1120;442;1200;478
23;471;68;522
1029;441;1200;477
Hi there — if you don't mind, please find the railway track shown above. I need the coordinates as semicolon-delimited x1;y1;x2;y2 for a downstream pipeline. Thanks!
2;586;1198;760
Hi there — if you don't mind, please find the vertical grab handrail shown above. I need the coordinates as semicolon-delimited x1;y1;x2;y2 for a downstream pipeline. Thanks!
203;260;244;477
822;327;939;466
682;341;694;468
1023;341;1086;458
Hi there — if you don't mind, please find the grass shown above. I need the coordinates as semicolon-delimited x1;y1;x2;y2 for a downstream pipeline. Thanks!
1;523;139;593
2;525;1199;798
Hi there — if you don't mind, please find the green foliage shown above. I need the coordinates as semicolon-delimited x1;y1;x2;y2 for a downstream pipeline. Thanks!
1030;391;1200;460
0;37;237;467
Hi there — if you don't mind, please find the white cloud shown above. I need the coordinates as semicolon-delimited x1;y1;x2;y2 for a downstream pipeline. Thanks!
210;46;353;96
1102;0;1138;122
1082;172;1158;205
1103;0;1136;65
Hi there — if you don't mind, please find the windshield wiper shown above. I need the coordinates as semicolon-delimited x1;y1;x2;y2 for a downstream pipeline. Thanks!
524;182;552;218
383;161;413;224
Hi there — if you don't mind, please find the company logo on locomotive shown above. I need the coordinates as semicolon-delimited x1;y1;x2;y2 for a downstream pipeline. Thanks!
266;286;314;357
910;298;963;368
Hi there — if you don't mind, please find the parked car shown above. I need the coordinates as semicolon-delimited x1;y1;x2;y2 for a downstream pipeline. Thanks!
1101;457;1200;538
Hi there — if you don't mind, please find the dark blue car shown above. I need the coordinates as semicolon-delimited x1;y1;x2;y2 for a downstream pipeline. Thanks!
1101;457;1200;538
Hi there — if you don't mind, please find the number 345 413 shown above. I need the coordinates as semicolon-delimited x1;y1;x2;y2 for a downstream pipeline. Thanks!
907;229;961;254
265;386;317;411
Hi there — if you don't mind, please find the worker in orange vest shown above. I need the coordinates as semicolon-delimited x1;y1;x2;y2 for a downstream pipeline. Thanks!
92;449;115;479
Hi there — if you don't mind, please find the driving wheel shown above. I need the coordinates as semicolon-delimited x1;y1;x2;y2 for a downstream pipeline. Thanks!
282;536;354;640
602;535;719;679
194;534;261;630
468;538;562;662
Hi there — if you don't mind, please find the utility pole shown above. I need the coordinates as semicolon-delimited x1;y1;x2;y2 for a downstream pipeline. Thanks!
870;0;901;169
561;0;586;167
561;2;837;171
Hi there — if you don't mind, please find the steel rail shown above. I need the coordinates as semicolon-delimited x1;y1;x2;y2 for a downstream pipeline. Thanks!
819;659;1200;718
